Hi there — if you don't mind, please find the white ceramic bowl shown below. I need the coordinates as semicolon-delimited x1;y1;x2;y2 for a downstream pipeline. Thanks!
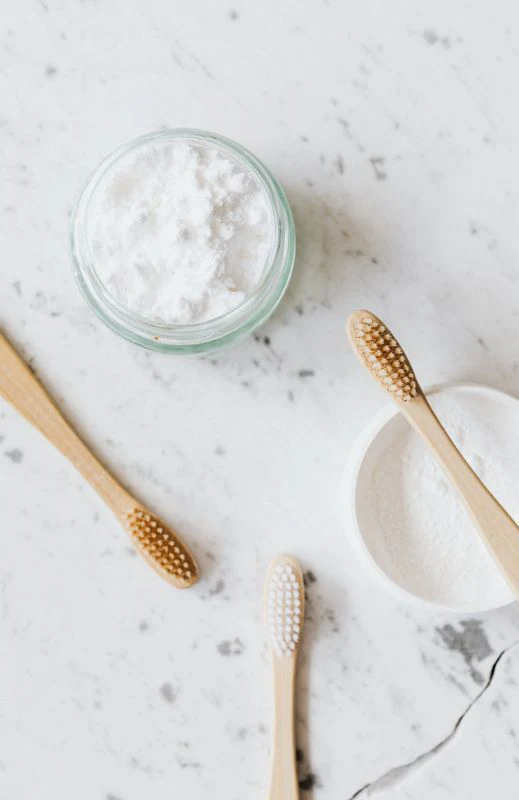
342;383;517;613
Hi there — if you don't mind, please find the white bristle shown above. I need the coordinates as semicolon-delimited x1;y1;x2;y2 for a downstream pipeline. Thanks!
267;562;303;658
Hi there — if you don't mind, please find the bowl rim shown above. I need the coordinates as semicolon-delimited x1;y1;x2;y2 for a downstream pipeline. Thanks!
342;381;517;613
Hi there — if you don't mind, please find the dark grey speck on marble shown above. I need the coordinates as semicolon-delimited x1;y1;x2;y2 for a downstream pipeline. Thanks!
437;619;493;685
303;570;317;586
217;637;245;656
5;448;23;463
297;748;322;792
299;772;321;791
369;156;387;181
209;579;225;596
159;682;176;703
422;29;451;48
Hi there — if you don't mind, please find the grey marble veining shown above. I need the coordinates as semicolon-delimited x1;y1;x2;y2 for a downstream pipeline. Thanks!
2;1;519;798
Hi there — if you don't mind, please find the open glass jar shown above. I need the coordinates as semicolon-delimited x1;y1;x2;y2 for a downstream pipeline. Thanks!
70;129;295;354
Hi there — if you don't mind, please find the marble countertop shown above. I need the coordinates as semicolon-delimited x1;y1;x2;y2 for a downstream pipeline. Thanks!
3;1;519;798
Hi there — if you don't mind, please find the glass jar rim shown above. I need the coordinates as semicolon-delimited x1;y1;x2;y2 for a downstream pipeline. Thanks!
70;128;295;353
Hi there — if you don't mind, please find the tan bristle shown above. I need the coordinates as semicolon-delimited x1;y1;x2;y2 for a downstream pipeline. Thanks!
348;310;420;402
125;507;197;585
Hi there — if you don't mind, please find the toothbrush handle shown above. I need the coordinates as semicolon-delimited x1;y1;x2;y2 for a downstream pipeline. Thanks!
0;333;132;516
268;658;299;800
405;393;519;599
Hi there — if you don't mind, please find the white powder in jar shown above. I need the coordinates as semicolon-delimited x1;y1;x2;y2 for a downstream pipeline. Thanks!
88;140;274;324
355;387;516;608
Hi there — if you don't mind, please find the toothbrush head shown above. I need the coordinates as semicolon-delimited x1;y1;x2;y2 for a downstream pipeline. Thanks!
347;310;421;404
265;556;305;659
126;507;198;588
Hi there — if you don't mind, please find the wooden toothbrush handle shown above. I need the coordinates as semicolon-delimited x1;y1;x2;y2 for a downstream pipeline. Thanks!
0;333;132;517
405;394;519;599
268;659;299;800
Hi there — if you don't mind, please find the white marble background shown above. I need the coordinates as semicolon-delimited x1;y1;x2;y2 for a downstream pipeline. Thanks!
2;1;519;798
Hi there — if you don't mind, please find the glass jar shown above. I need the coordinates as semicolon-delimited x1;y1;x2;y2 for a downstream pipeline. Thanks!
70;129;296;354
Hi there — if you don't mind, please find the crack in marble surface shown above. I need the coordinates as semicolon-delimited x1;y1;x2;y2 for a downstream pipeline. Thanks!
347;639;519;799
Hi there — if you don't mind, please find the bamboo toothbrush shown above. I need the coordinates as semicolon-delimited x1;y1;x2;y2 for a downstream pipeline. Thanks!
0;332;198;588
347;309;519;599
265;555;305;800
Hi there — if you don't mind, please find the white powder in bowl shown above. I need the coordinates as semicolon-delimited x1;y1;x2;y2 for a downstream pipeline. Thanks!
355;386;516;609
87;140;275;324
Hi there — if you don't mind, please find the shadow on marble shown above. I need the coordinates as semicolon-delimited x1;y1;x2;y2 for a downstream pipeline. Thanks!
294;566;343;797
280;184;388;319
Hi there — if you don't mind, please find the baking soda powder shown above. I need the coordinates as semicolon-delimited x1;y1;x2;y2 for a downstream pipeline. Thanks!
88;140;274;324
356;388;516;608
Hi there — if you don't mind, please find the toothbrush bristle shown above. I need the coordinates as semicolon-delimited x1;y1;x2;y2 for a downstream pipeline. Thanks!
126;507;198;587
348;310;420;402
267;561;303;658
